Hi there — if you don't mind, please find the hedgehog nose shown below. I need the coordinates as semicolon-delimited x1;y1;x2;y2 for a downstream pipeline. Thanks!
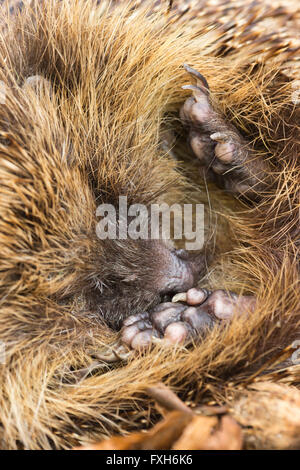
158;248;204;295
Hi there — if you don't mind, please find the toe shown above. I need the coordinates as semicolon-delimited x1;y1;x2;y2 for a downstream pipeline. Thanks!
182;307;214;334
164;322;189;344
120;320;149;346
182;84;210;108
131;330;155;350
151;303;186;334
190;132;213;163
121;323;141;346
210;133;235;164
186;287;210;305
206;290;239;320
121;317;152;346
214;141;235;164
122;311;149;327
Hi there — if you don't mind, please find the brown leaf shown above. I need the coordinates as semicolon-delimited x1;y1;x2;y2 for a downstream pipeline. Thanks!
173;415;242;450
74;433;146;450
146;383;193;415
231;382;300;449
75;411;194;450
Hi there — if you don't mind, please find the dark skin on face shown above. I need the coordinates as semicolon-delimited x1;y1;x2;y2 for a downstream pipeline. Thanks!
89;239;207;330
118;66;261;351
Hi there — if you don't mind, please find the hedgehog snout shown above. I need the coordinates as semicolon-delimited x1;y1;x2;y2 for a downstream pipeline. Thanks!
154;247;205;295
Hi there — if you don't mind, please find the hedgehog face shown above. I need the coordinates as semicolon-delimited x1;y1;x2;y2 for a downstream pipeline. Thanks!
86;237;206;329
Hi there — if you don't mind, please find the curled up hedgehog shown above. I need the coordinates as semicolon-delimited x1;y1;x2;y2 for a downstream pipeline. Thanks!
0;0;299;449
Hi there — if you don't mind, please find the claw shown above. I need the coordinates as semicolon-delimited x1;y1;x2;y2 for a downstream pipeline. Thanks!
94;343;132;363
72;360;106;381
210;132;230;143
183;64;210;92
151;336;164;346
181;84;204;92
172;292;187;303
182;84;209;103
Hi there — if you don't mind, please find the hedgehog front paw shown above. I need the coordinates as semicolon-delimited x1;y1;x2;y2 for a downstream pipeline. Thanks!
120;288;256;350
180;65;255;195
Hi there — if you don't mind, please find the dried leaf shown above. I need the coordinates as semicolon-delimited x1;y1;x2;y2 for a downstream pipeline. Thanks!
173;415;242;450
146;383;193;415
231;382;300;449
75;411;193;450
74;433;146;450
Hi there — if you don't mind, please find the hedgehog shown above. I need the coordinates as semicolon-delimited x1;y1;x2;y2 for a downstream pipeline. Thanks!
0;0;299;449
